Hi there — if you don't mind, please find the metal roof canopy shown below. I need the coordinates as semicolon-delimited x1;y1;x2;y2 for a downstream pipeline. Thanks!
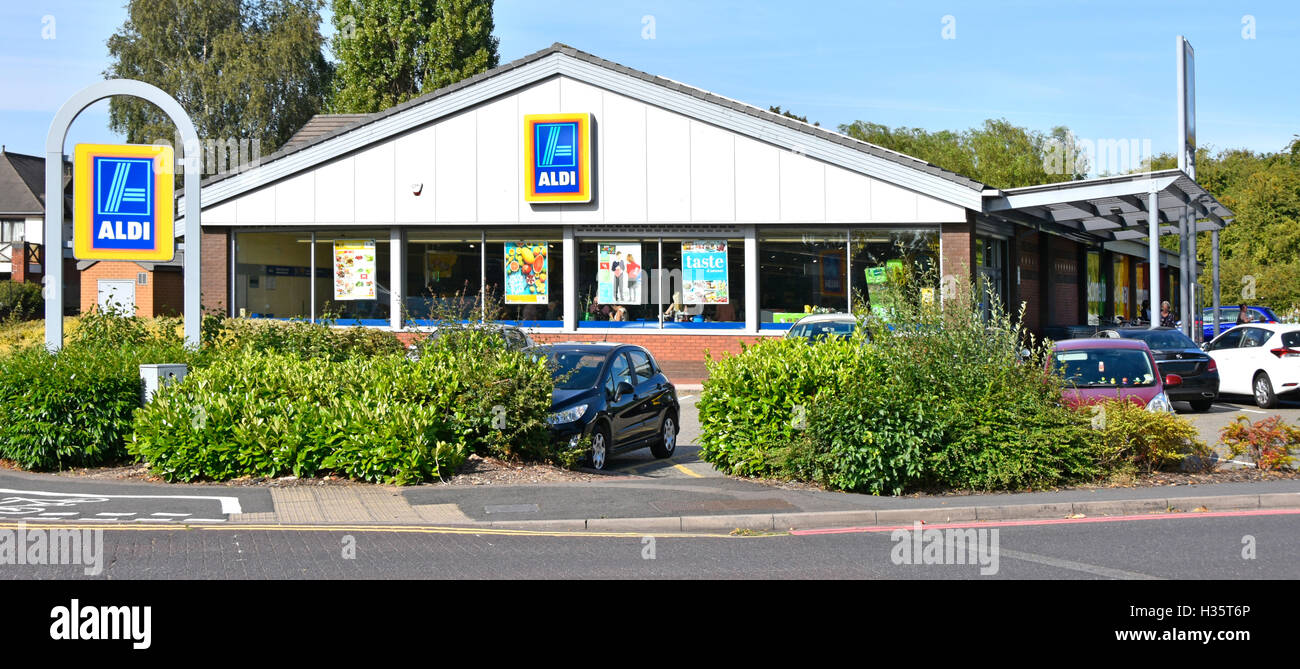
981;169;1233;244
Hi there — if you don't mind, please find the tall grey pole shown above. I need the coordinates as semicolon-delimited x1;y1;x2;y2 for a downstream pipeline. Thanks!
1179;209;1190;336
1189;215;1198;341
1148;187;1161;329
1211;229;1221;338
45;79;202;350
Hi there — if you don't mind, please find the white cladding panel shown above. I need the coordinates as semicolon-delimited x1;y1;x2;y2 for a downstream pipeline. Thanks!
211;76;966;227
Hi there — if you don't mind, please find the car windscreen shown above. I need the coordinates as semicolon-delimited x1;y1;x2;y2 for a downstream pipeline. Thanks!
1053;349;1156;388
790;321;856;340
538;351;608;389
1123;330;1196;350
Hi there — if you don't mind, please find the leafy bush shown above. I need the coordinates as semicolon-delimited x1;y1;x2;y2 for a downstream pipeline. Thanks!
1088;398;1212;474
0;280;43;321
130;332;556;484
205;317;405;360
0;309;197;470
699;269;1102;493
1219;415;1300;470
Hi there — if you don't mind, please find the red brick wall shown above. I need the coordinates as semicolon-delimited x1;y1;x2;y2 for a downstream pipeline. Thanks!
201;229;229;315
1049;236;1081;326
81;262;150;317
940;221;973;285
10;244;27;282
1016;229;1041;332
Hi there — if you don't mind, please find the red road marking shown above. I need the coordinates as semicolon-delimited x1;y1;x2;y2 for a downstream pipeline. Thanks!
789;508;1300;536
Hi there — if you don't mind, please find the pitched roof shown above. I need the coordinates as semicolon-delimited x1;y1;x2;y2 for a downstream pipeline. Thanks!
281;114;373;152
0;150;47;214
199;43;985;205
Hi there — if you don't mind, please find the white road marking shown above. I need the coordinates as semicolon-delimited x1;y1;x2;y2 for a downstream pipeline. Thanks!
184;519;227;523
96;512;136;517
0;487;242;514
1214;404;1267;414
151;512;191;517
1001;549;1162;580
37;512;78;517
679;395;695;401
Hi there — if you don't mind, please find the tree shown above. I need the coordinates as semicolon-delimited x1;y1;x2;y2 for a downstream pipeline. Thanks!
768;106;819;127
106;0;333;159
839;118;1088;188
329;0;499;114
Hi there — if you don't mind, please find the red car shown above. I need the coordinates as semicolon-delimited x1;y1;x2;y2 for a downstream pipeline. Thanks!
1047;338;1182;412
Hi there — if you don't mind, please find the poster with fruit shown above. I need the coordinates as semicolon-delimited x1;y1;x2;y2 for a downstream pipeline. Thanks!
504;242;548;304
334;240;376;300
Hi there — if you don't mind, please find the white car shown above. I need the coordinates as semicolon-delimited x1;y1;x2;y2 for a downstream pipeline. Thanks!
1203;323;1300;408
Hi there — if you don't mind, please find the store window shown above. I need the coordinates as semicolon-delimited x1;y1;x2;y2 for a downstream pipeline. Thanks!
1113;255;1131;321
315;230;391;325
1086;251;1104;326
405;229;487;324
849;229;939;319
759;230;848;324
485;230;564;326
576;237;745;328
234;231;315;321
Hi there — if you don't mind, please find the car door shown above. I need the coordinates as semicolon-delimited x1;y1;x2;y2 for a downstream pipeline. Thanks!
625;348;666;443
1236;327;1275;394
602;351;639;447
1206;327;1247;394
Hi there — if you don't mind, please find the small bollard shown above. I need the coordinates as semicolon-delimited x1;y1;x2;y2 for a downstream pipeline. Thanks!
140;363;188;405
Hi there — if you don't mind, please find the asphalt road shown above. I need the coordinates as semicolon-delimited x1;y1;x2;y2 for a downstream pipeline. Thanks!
1178;395;1300;462
1;511;1294;579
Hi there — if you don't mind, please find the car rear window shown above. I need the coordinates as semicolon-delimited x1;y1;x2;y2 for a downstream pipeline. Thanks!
1282;331;1300;348
1241;328;1272;348
1053;349;1155;388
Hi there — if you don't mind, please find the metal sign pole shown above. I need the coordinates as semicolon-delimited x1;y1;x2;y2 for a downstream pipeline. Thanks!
44;80;202;351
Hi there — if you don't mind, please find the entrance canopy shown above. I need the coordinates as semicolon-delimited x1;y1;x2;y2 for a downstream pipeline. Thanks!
982;169;1233;242
980;168;1235;339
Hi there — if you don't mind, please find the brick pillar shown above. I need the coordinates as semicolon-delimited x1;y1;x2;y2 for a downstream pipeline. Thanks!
200;229;229;316
11;243;27;282
940;215;975;288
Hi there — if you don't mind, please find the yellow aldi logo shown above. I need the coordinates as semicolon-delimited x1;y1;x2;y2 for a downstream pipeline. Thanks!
524;113;592;203
73;143;175;262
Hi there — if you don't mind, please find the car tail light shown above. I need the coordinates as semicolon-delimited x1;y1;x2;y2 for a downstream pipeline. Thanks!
1207;358;1217;372
1269;347;1300;358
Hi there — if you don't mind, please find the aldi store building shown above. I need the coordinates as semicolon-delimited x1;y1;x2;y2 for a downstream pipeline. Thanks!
181;44;1233;381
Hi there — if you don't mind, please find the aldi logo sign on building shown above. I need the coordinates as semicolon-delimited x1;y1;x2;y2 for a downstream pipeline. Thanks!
524;113;592;203
73;143;174;262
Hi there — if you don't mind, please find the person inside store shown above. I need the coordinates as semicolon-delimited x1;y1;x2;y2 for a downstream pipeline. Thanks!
1159;300;1177;328
1141;299;1151;323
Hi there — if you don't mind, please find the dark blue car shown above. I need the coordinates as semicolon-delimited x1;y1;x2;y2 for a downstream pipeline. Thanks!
529;343;680;471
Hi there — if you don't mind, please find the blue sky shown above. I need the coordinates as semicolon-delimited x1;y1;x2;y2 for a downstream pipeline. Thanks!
2;0;1296;170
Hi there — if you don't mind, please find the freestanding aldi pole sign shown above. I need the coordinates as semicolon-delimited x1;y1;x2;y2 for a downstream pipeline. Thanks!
73;143;175;262
45;79;202;350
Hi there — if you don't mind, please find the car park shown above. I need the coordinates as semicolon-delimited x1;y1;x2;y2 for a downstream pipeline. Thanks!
784;313;862;342
1096;327;1219;412
529;343;680;470
1048;338;1181;412
1202;323;1300;409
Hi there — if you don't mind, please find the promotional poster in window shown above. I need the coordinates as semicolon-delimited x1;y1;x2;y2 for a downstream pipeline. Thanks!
334;240;376;300
505;242;548;304
681;240;728;304
596;243;642;305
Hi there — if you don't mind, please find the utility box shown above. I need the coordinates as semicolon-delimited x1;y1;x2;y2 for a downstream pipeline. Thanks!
140;363;188;404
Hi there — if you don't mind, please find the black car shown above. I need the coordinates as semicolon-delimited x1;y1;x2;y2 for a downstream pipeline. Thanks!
1097;327;1219;411
529;343;680;470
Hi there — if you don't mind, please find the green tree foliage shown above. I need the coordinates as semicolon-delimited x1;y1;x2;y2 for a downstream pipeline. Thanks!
1149;141;1300;315
768;106;819;127
328;0;499;113
840;118;1088;188
105;0;333;155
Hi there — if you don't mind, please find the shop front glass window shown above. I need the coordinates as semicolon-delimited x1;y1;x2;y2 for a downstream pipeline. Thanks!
314;229;391;325
405;229;484;324
577;240;659;326
234;230;315;321
485;229;564;326
656;237;744;327
759;229;849;324
850;229;939;320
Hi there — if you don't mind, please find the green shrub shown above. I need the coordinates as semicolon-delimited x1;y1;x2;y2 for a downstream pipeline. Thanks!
205;317;405;360
0;309;201;470
696;335;871;477
1219;415;1299;470
130;335;556;484
1087;398;1212;474
0;280;43;321
699;267;1101;493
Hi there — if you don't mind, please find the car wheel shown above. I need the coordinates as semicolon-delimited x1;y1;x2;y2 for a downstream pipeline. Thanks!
589;422;611;470
1254;372;1279;409
1189;398;1213;412
650;411;678;459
